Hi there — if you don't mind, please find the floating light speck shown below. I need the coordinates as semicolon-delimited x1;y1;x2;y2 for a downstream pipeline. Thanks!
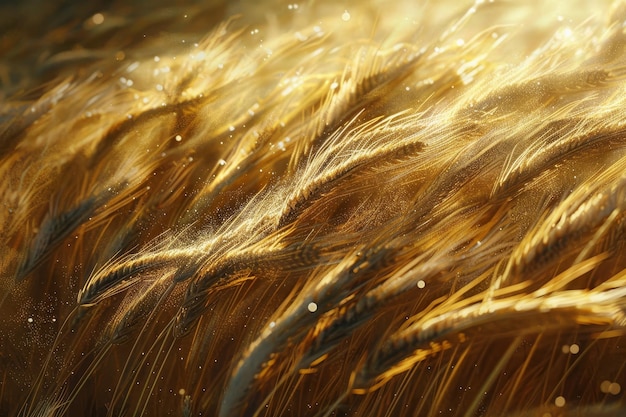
601;380;621;395
92;13;104;25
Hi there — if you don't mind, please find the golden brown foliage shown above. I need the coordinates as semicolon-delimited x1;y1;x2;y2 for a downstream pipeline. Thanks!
1;0;626;416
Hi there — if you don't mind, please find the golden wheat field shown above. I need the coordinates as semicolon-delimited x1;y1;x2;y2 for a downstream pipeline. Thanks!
1;0;626;416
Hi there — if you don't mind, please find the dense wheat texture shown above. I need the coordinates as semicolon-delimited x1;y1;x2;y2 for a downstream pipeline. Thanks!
2;0;626;415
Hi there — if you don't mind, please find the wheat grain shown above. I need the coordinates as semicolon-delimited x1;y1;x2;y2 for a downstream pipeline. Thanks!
3;0;626;416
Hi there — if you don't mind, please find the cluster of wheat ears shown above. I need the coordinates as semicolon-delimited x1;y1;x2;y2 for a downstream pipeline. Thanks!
1;0;626;416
